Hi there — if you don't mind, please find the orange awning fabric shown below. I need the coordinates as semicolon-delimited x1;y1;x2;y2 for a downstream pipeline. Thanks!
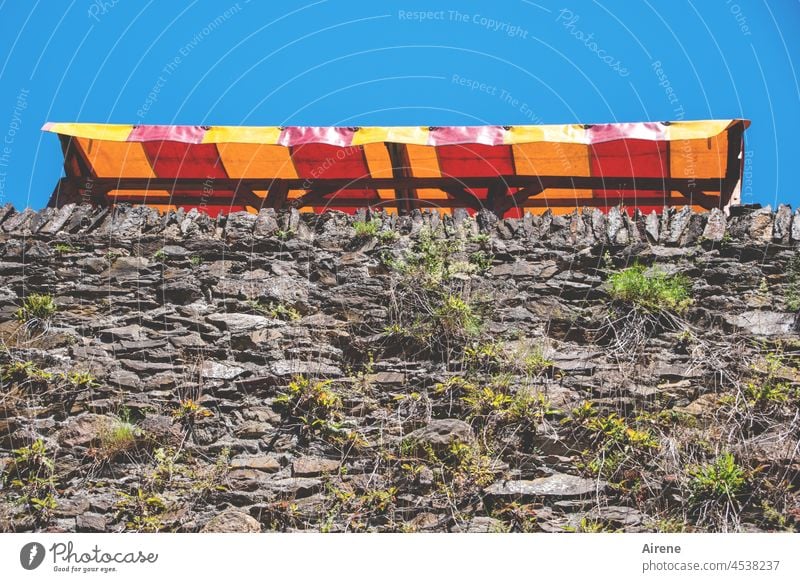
43;120;749;217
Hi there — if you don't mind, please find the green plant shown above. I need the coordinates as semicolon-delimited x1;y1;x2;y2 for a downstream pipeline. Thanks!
522;345;554;377
586;414;659;449
98;416;142;459
434;294;481;338
568;401;597;422
4;439;57;523
469;250;493;272
689;452;746;501
116;488;168;532
740;351;797;410
53;243;75;254
275;376;355;442
353;218;381;239
469;233;490;246
15;293;57;322
65;370;98;388
152;249;167;261
248;300;301;321
378;229;399;244
189;255;203;267
464;341;507;370
275;228;295;241
172;399;213;428
607;263;692;313
1;360;53;383
361;486;397;512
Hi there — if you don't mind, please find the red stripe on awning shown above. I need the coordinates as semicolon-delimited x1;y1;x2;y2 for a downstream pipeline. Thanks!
590;139;669;201
141;142;231;205
436;143;517;214
289;143;376;212
142;142;228;178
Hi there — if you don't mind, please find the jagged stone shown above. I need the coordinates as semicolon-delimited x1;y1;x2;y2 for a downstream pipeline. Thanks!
644;210;660;243
702;208;727;241
231;456;281;473
792;209;800;242
724;310;796;336
484;474;606;501
748;206;773;242
201;510;261;533
405;419;473;453
773;204;792;242
292;457;341;477
666;206;691;244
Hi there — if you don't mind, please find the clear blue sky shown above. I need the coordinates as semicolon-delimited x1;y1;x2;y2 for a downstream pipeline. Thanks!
0;0;798;210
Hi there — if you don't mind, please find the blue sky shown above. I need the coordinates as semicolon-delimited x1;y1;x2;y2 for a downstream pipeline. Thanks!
0;0;797;209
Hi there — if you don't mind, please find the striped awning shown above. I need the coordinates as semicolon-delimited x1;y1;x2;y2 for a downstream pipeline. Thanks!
44;120;749;217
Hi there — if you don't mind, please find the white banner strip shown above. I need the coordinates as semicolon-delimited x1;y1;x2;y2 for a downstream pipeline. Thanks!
1;533;797;581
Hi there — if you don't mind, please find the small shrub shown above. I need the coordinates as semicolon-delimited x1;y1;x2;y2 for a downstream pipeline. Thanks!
275;228;295;241
248;300;301;322
464;341;507;370
172;399;213;426
377;229;399;244
65;370;98;389
353;218;381;239
152;249;167;261
689;452;746;501
607;263;692;313
116;488;167;532
53;243;75;254
98;417;142;459
275;376;354;442
15;294;57;322
434;294;481;338
469;250;493;272
522;345;554;377
1;360;53;384
4;439;57;524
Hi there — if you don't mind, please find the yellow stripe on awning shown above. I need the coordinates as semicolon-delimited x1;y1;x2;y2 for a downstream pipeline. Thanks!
50;123;133;142
505;124;587;144
202;126;282;144
352;126;430;146
666;120;735;141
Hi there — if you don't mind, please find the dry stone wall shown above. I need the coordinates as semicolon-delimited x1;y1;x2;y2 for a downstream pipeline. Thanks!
0;202;798;533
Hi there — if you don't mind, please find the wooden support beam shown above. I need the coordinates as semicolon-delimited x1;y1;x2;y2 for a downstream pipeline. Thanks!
107;194;699;209
385;143;417;214
60;175;726;193
486;182;509;216
263;179;289;208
